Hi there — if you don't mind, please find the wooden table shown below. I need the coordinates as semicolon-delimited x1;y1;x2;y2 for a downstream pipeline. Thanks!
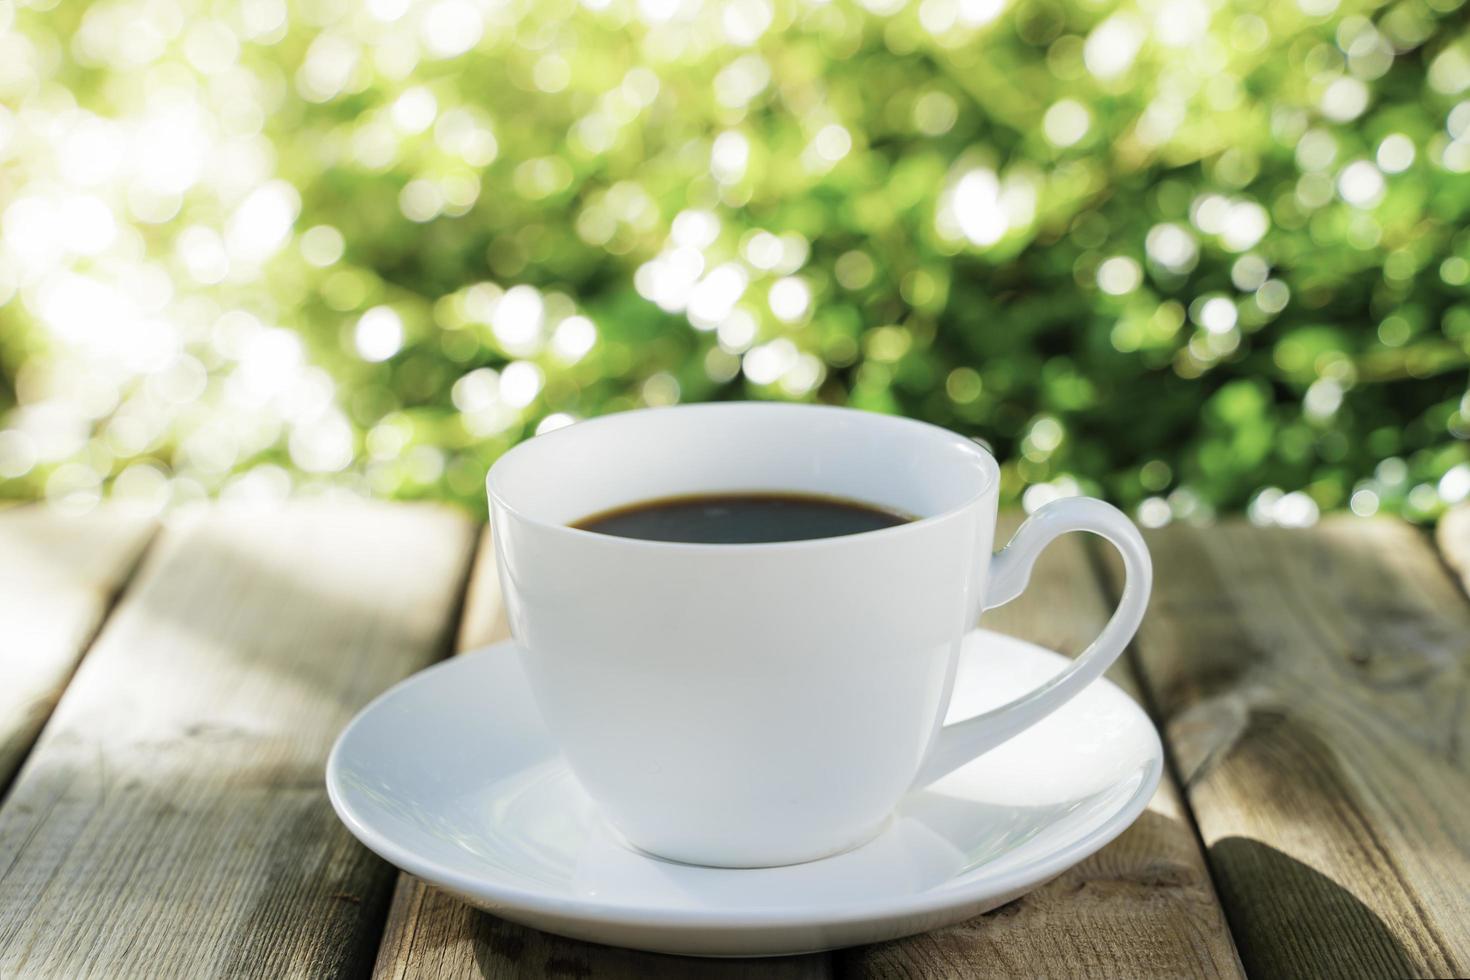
1;500;1468;978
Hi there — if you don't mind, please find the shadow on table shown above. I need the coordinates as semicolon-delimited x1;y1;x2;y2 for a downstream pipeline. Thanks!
1210;835;1417;980
469;913;825;979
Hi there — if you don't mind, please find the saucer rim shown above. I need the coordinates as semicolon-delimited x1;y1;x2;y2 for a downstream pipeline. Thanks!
326;629;1163;931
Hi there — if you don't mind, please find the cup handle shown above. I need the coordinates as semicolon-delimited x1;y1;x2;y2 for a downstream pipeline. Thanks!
913;497;1153;786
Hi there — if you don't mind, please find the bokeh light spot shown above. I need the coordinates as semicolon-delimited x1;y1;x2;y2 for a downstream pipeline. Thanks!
1043;100;1091;148
356;307;405;362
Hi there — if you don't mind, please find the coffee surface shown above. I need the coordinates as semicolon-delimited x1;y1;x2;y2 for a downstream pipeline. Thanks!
572;492;912;544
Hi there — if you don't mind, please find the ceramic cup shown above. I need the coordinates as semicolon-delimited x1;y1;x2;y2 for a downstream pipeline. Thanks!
487;403;1151;868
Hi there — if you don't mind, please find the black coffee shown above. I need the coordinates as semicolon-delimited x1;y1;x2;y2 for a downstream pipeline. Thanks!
572;492;912;544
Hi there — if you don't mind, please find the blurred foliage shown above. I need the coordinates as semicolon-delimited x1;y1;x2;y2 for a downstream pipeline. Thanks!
2;0;1470;527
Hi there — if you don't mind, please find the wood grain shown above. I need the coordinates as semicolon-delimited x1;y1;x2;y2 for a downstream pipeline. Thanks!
372;528;833;979
839;515;1241;980
1098;518;1470;979
0;501;478;978
0;506;155;793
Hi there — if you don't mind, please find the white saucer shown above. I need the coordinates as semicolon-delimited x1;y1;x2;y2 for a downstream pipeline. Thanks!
327;630;1162;957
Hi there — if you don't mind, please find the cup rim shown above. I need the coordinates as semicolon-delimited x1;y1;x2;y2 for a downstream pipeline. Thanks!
485;402;999;552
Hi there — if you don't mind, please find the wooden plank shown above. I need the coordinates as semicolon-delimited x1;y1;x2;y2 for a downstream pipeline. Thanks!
372;529;833;979
1437;504;1470;597
0;501;478;978
1098;518;1470;978
0;507;156;792
839;514;1241;979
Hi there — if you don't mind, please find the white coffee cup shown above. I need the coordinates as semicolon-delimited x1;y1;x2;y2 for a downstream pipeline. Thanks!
487;403;1151;868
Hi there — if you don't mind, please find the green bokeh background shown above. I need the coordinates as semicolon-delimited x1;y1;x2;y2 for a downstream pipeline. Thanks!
2;0;1469;525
